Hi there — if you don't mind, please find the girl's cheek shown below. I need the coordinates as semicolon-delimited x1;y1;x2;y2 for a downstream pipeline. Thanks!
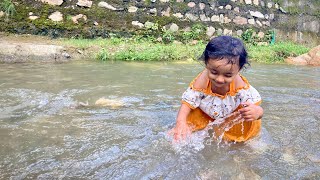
208;74;216;80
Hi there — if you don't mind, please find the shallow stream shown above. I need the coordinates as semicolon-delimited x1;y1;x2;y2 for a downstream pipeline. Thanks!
0;61;319;179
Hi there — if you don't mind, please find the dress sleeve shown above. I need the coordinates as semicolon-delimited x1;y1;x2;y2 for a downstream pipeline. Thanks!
181;87;204;109
239;85;262;105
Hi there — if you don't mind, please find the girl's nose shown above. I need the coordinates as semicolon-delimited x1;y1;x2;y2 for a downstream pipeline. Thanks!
216;75;224;83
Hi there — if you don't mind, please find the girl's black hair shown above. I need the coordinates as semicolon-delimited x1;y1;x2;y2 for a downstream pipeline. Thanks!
200;36;249;69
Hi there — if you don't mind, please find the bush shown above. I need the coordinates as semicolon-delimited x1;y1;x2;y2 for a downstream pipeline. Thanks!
247;41;310;63
96;48;109;61
63;35;309;63
161;28;176;44
1;0;16;17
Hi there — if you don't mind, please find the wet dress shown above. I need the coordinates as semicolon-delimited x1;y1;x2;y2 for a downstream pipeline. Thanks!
182;71;262;142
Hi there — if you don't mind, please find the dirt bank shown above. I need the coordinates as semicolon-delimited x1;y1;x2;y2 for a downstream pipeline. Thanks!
0;33;96;63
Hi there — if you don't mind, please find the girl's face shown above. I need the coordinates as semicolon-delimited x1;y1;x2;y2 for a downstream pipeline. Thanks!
206;58;240;89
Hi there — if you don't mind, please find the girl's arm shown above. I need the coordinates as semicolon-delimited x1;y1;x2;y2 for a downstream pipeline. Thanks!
169;103;192;142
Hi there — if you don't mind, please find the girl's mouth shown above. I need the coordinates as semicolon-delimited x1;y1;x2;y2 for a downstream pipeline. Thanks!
213;81;225;86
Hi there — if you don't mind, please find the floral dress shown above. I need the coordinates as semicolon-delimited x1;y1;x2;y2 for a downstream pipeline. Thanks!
181;71;262;142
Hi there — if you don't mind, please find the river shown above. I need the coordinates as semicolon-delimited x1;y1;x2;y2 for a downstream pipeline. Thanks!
0;61;319;179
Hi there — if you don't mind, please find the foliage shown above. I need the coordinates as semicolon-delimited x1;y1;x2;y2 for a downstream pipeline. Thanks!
241;29;257;45
90;37;204;61
140;21;160;41
0;0;16;17
62;36;309;63
265;29;275;45
247;41;310;63
84;36;309;63
240;29;275;45
96;48;109;61
161;27;175;44
181;23;206;43
190;24;206;38
285;6;301;15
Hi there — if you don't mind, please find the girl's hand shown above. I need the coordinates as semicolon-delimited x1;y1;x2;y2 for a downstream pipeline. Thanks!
168;119;192;143
238;101;263;121
168;103;193;143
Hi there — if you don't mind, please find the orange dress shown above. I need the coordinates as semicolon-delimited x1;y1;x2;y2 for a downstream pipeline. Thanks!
182;72;262;142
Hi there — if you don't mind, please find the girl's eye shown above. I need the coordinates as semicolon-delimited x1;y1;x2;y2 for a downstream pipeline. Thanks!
211;71;217;75
225;75;232;78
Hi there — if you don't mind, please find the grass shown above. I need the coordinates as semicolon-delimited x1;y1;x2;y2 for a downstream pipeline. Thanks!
62;37;204;61
0;0;16;17
61;37;116;49
60;37;310;63
247;42;310;63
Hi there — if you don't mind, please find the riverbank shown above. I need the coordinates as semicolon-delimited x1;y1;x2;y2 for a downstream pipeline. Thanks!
0;32;311;64
0;33;89;63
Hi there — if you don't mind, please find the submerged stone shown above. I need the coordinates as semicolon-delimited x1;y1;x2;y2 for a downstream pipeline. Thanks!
95;98;125;108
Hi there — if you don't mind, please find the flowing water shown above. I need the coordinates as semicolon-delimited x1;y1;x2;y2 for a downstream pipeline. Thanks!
0;61;319;179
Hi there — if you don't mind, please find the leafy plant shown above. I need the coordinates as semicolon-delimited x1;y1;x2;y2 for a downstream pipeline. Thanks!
96;48;109;61
64;34;309;63
110;37;123;45
264;29;276;45
181;23;206;43
161;28;175;44
140;22;160;41
191;23;206;38
1;0;16;18
241;29;256;45
181;31;194;42
247;41;310;63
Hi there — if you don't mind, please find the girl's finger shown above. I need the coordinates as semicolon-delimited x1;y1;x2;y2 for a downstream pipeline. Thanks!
174;130;180;141
167;129;174;137
183;127;191;140
240;111;249;117
244;115;255;121
238;108;248;114
182;131;187;140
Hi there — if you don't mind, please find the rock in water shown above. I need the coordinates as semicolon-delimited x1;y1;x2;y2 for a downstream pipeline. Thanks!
95;98;124;108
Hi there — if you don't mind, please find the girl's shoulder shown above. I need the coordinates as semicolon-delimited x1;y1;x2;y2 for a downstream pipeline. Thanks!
234;74;249;90
228;74;252;97
189;69;209;92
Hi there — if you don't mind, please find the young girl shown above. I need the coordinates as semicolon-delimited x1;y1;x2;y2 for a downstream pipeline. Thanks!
170;36;263;143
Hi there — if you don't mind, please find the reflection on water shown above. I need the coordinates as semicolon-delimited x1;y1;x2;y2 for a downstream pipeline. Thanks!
0;61;319;179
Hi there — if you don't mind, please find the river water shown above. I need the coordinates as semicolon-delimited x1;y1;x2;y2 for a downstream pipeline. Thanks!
0;61;319;179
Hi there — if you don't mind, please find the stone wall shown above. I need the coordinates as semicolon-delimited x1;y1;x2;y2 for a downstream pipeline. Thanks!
0;0;319;45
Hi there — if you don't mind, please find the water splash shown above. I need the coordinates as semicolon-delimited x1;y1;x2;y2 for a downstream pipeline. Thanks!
166;129;210;155
209;111;245;145
166;111;246;153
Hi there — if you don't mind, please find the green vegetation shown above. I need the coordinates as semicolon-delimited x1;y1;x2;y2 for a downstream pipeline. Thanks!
247;42;310;63
241;29;274;45
87;37;203;61
61;36;310;63
0;0;16;17
181;23;206;43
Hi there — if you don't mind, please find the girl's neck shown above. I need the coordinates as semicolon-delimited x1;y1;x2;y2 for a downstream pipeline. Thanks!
211;82;230;95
